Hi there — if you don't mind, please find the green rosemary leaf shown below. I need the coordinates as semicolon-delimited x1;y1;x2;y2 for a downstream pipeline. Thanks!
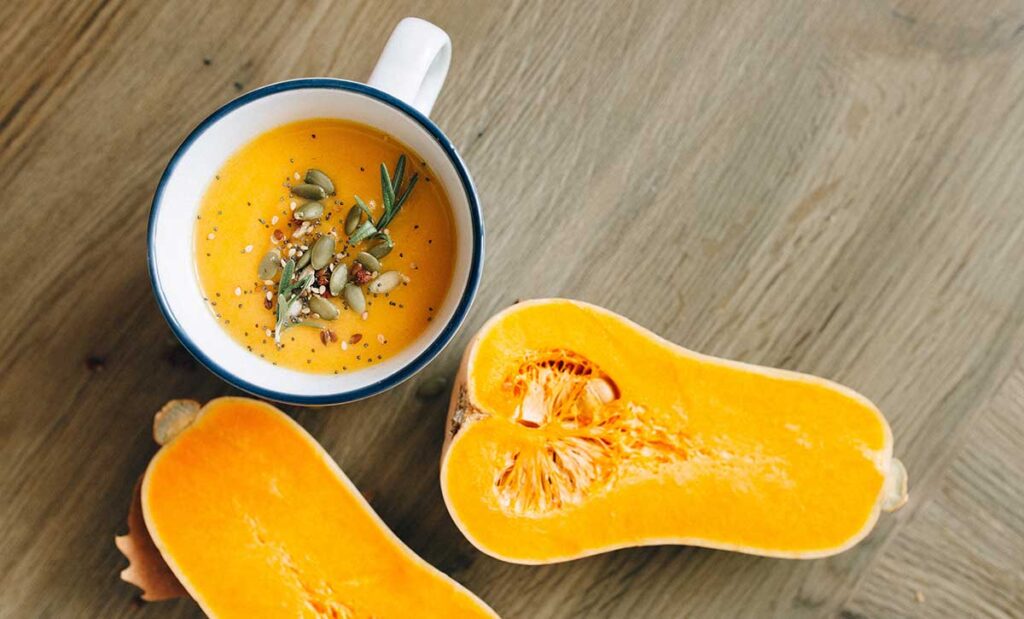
354;195;374;222
393;155;406;196
278;259;295;296
275;293;287;329
396;172;419;208
274;293;296;344
380;163;395;217
348;220;378;244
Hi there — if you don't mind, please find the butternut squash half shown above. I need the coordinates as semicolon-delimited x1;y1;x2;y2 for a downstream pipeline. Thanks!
120;397;496;618
440;299;908;563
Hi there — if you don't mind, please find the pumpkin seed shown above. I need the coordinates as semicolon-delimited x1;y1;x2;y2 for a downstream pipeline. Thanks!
291;183;326;200
355;251;381;273
308;295;339;320
296;249;312;270
342;283;366;314
368;271;402;294
344;206;362;235
293;201;324;221
310;234;335;269
368;239;393;259
257;248;281;280
329;263;349;296
304;169;335;195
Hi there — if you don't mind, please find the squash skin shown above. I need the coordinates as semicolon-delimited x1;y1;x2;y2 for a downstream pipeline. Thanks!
141;397;497;618
440;299;908;564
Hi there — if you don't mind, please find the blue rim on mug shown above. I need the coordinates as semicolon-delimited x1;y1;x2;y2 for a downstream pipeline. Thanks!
147;78;483;406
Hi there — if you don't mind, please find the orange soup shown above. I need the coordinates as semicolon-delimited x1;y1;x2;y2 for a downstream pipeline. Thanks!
194;119;455;373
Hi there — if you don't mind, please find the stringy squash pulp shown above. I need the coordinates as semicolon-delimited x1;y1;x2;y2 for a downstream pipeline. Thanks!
440;299;907;563
140;398;496;618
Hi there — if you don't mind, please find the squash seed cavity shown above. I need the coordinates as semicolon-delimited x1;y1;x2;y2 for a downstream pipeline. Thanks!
493;350;690;516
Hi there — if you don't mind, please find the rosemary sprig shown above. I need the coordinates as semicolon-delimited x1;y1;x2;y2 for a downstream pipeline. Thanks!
378;155;418;230
349;155;419;244
278;258;295;296
273;259;314;344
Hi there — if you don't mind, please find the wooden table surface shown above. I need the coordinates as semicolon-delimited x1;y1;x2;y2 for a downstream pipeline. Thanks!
3;1;1024;617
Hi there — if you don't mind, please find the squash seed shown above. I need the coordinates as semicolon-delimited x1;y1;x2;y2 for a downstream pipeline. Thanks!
304;169;335;195
310;234;335;269
308;295;339;320
257;248;281;280
296;249;312;270
356;251;381;273
344;206;362;235
291;183;326;200
368;239;393;259
343;283;366;314
368;271;402;294
329;263;349;296
293;201;324;221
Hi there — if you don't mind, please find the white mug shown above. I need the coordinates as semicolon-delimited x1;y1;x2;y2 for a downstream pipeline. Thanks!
148;18;483;405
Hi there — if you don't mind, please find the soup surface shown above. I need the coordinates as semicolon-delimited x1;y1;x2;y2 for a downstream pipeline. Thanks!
194;118;455;373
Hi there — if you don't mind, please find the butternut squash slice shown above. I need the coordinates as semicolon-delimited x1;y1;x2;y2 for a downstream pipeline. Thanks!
119;397;496;618
440;299;908;563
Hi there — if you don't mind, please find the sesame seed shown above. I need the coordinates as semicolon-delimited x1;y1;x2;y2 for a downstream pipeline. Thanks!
293;172;301;181
207;232;216;240
266;291;273;301
290;201;297;210
243;244;253;253
234;287;242;296
341;341;348;351
361;312;369;320
265;329;273;337
377;334;387;344
271;215;279;225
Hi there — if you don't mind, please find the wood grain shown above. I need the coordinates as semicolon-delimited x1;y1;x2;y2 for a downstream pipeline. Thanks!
2;0;1023;617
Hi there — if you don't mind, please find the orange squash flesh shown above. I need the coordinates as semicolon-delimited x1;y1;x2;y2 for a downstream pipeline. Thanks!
440;299;907;563
141;397;496;618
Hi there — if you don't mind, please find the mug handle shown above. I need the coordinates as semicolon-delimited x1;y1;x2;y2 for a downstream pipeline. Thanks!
367;18;451;118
